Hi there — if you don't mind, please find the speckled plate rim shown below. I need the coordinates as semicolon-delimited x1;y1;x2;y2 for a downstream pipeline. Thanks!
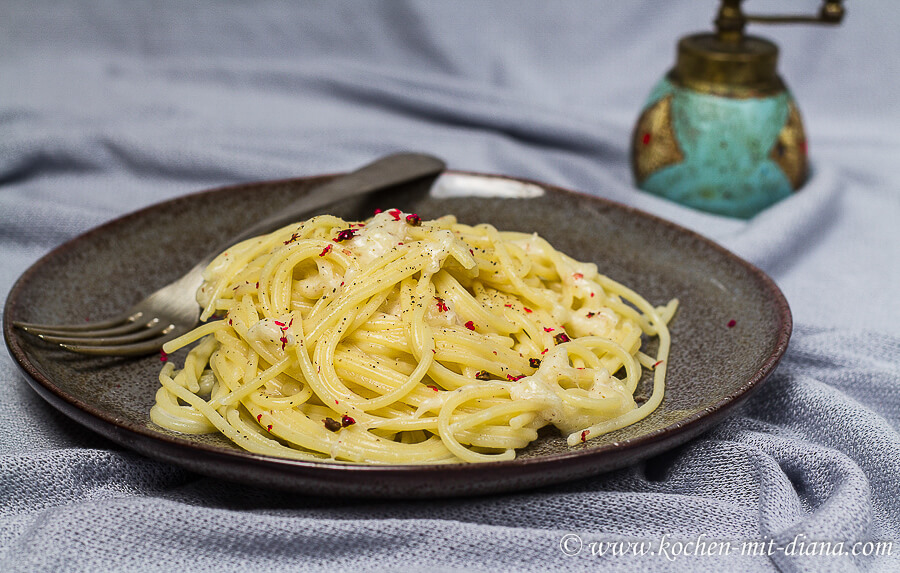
4;171;792;497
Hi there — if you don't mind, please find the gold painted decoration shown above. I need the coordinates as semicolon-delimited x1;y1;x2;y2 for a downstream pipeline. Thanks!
631;95;685;184
769;101;808;190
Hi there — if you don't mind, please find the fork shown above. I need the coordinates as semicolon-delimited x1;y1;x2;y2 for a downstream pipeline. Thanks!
14;152;446;356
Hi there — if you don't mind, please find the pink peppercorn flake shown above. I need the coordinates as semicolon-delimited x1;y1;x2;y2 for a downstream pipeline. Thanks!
159;350;167;363
541;348;548;355
319;244;332;257
727;319;737;328
405;213;421;226
388;209;402;221
464;321;475;330
435;297;449;312
427;385;439;392
374;208;383;215
267;424;273;432
507;374;525;382
554;333;571;344
529;358;541;368
543;327;555;332
334;228;356;242
341;415;356;427
573;273;584;280
523;307;533;314
653;360;664;368
581;430;590;443
257;414;263;422
475;370;491;381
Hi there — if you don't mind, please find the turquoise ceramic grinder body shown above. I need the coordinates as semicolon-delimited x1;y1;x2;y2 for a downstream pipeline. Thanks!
633;78;805;219
630;31;809;219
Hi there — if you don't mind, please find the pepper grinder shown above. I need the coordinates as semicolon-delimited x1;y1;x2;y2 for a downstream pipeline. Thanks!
630;0;845;218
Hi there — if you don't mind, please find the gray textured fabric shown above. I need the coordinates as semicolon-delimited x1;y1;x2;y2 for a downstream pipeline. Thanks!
2;2;899;571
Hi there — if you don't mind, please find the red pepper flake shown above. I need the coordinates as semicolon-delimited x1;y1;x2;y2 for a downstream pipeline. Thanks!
283;232;300;245
554;333;571;344
573;272;584;280
541;348;548;355
727;319;737;328
529;358;541;368
335;400;339;405
280;335;288;350
653;360;665;368
388;209;402;221
159;350;167;363
464;321;475;331
435;297;449;312
427;385;439;392
523;307;533;314
504;304;513;308
405;213;421;226
590;292;595;298
475;370;491;380
507;374;525;382
267;424;273;432
580;430;590;443
341;414;356;427
257;414;263;422
642;132;652;146
543;327;555;332
323;418;341;432
334;228;356;242
274;320;285;327
319;244;332;257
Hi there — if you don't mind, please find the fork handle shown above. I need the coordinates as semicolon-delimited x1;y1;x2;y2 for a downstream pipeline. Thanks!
196;152;445;271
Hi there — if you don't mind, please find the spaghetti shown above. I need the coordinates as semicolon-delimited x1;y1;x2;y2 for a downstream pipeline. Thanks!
152;210;677;463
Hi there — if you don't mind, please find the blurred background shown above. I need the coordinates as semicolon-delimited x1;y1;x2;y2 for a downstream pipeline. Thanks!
3;1;895;211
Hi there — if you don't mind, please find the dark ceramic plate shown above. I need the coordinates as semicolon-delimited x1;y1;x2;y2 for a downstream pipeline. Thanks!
4;172;791;498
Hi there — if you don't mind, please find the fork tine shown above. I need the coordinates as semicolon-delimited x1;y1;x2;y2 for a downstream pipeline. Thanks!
61;334;180;356
14;312;144;335
36;321;173;346
20;318;159;339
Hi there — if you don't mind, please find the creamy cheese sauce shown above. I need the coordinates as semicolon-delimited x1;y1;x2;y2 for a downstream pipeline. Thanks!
508;347;631;434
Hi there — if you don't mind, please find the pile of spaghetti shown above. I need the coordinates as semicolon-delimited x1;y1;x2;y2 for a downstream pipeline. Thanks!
152;210;677;464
